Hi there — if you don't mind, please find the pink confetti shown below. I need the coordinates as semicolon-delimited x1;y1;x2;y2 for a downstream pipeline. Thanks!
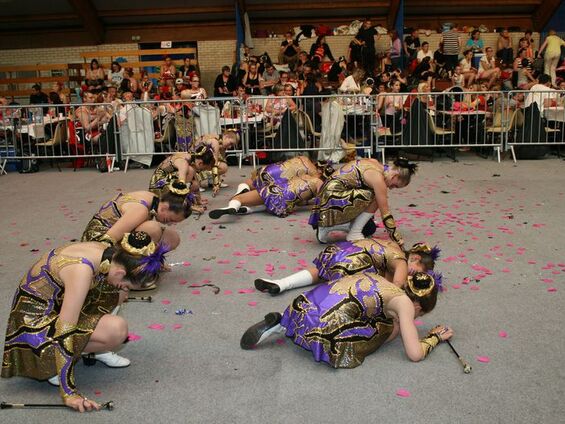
148;324;165;331
547;287;557;292
191;290;201;295
178;279;188;285
396;389;411;398
451;284;461;289
248;301;257;307
275;338;286;345
413;320;424;326
498;331;508;338
470;285;480;291
172;324;183;330
161;299;171;305
182;261;191;267
541;278;554;283
238;288;255;294
476;356;490;363
94;390;102;396
127;332;142;341
224;290;233;295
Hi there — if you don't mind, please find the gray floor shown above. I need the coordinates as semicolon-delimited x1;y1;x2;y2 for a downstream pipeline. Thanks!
0;156;564;424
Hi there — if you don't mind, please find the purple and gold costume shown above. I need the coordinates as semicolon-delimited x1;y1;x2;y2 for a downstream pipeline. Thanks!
2;247;118;394
313;239;406;281
149;153;192;194
281;272;404;368
309;160;384;228
252;157;321;217
81;193;157;242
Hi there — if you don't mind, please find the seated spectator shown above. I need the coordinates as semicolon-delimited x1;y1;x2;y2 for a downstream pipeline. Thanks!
496;29;514;67
404;29;421;68
108;61;125;87
478;47;501;89
242;62;262;95
294;51;310;75
123;68;139;98
327;56;347;82
48;91;65;116
185;75;207;100
516;58;537;90
160;56;177;88
379;79;404;132
310;36;335;67
214;65;237;97
518;37;535;60
413;56;436;90
261;63;280;95
451;65;465;88
339;67;365;93
29;83;49;109
265;83;297;125
525;74;558;113
173;78;187;96
417;42;433;63
524;30;536;57
178;57;197;82
389;30;403;71
140;71;156;101
279;32;300;69
459;50;477;88
51;81;68;104
433;42;448;79
279;71;290;86
85;59;105;90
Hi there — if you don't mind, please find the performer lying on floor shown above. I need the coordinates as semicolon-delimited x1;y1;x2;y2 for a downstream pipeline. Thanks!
197;131;239;195
149;144;215;212
208;156;334;219
241;271;451;369
255;241;440;294
2;232;167;412
309;157;417;244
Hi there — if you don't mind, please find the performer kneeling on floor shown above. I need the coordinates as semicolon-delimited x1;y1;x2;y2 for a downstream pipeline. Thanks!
2;232;167;412
208;156;334;219
241;271;452;369
149;144;215;213
309;157;417;244
196;131;239;196
255;241;440;295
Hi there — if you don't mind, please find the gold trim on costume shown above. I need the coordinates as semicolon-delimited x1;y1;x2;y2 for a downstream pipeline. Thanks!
407;274;436;297
168;182;190;196
419;333;441;358
98;233;117;247
121;233;156;256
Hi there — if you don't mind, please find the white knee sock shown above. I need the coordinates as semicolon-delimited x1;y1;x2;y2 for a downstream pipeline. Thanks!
228;199;242;210
257;324;285;345
274;269;314;293
346;212;374;241
235;183;251;195
240;205;266;214
317;222;351;243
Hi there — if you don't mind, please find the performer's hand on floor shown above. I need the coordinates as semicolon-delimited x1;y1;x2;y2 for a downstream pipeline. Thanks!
431;325;454;342
65;395;101;412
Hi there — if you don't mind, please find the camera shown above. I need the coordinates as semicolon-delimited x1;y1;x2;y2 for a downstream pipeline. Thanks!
365;77;375;86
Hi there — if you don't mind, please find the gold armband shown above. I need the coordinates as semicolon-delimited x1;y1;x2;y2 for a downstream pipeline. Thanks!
98;233;117;247
382;213;404;245
212;166;220;188
419;333;441;359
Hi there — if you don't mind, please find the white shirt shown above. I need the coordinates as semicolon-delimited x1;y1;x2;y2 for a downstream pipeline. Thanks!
339;75;361;93
525;84;557;112
417;50;433;62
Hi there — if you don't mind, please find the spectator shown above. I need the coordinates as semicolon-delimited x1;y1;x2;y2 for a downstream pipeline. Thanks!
339;67;365;93
516;58;537;90
242;62;262;95
451;65;465;88
403;29;421;63
185;75;207;99
380;79;404;132
265;83;297;123
433;42;448;79
537;30;565;87
413;56;436;90
524;30;536;53
174;78;187;96
160;56;177;87
260;63;280;95
178;57;197;82
85;59;105;90
279;32;300;69
525;74;557;113
496;29;514;67
478;47;501;89
51;82;68;104
417;42;433;63
214;65;237;97
327;56;347;82
123;68;139;97
279;71;290;86
139;71;155;101
294;51;310;74
108;61;124;86
354;18;379;74
310;36;335;67
48;91;65;116
389;30;403;71
440;23;461;74
459;49;477;88
465;30;484;55
518;37;535;60
29;83;49;105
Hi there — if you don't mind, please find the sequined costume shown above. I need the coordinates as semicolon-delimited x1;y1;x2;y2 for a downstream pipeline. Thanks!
281;272;404;368
309;160;383;228
313;239;406;282
252;157;320;217
2;247;118;395
149;153;192;195
82;193;158;242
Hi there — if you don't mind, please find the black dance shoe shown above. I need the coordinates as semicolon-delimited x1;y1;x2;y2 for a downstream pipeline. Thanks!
254;278;281;295
240;312;282;350
208;207;237;220
362;219;377;237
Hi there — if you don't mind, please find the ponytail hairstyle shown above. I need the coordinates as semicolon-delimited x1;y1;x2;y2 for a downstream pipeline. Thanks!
408;242;441;271
159;179;192;218
404;271;441;313
192;143;215;166
112;231;169;286
392;157;418;185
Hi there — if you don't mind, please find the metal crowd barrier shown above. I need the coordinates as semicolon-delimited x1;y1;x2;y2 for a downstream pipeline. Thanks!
244;94;375;165
2;90;564;175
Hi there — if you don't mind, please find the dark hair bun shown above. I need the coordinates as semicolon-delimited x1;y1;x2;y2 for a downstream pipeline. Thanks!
171;180;188;190
393;157;418;175
412;272;433;289
127;231;152;249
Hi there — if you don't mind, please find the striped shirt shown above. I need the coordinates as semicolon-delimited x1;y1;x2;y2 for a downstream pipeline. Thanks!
443;30;460;55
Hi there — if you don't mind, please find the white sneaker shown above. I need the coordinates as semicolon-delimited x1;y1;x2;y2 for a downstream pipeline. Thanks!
47;375;60;386
94;352;131;368
220;182;229;188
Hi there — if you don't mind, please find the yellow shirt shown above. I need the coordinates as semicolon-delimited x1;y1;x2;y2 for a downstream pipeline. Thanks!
546;35;565;57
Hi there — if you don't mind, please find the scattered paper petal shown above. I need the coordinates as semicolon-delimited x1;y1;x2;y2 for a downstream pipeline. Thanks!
161;299;171;305
547;287;557;292
275;338;286;345
172;324;183;330
248;301;257;307
128;332;142;341
148;324;165;330
498;331;508;338
476;356;490;363
396;389;411;398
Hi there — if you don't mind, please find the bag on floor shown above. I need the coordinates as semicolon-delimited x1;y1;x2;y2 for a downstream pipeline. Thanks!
18;153;39;173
